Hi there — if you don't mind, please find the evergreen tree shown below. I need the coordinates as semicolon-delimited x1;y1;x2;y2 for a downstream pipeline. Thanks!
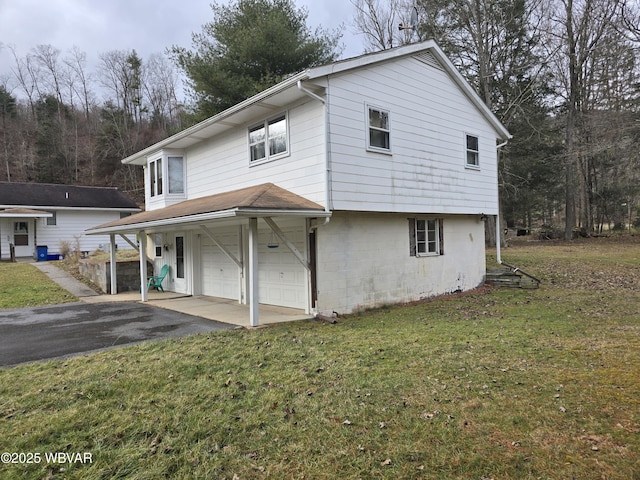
170;0;342;120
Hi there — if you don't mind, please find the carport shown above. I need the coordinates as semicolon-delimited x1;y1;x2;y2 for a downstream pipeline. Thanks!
86;184;330;327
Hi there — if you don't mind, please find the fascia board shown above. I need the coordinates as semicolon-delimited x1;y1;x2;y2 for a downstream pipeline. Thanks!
121;71;311;166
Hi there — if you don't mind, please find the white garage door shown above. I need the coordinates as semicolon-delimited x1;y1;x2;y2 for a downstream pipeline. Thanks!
258;223;307;310
201;228;240;300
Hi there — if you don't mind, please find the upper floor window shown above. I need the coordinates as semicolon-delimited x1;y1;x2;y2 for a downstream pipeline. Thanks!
249;113;288;164
150;158;163;197
367;106;390;152
466;134;479;167
168;156;184;194
149;153;184;198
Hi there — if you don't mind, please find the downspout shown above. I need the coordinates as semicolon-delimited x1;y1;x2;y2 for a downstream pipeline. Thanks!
495;140;509;264
298;79;332;318
297;80;331;226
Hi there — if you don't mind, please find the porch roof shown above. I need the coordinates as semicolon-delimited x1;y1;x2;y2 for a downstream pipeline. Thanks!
86;183;329;235
0;208;53;218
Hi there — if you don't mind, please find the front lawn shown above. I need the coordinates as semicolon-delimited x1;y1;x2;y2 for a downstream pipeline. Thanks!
0;237;638;479
0;263;78;309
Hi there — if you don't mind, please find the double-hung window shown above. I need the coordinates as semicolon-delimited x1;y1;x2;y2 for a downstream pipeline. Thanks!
466;134;479;167
367;106;391;152
249;113;288;164
409;218;443;256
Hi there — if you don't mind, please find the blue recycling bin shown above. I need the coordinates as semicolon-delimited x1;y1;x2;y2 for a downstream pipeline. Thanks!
37;245;48;262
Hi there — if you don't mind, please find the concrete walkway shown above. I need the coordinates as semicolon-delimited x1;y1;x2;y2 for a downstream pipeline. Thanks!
32;261;311;328
32;261;100;298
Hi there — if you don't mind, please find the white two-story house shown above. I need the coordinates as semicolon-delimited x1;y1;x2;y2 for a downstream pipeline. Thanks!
88;40;511;326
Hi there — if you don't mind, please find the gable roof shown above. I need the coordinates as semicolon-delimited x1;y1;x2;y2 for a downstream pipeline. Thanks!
121;40;510;166
0;182;140;211
87;183;328;235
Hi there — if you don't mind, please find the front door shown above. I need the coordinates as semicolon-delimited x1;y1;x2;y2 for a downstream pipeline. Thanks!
173;234;187;293
13;221;32;257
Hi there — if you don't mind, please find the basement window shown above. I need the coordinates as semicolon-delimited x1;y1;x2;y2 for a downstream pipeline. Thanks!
409;218;444;256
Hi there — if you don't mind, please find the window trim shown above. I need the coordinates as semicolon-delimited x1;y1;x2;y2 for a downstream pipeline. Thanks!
465;133;480;169
366;104;391;154
248;112;290;166
46;211;57;226
148;151;186;199
409;218;444;257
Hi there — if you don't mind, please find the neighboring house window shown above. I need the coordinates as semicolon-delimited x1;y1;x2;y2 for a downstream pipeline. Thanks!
46;211;57;226
409;218;444;256
249;113;288;164
367;106;390;152
466;134;479;167
150;158;163;197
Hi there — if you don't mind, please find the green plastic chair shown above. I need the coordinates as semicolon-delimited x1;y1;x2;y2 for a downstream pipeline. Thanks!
147;265;170;292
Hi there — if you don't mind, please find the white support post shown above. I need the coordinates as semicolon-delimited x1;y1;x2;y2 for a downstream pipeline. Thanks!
248;217;259;327
139;231;148;302
109;234;117;295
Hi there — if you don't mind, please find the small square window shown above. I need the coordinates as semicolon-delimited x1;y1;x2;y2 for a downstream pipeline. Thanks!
46;211;57;226
466;134;479;167
409;218;443;256
367;106;390;151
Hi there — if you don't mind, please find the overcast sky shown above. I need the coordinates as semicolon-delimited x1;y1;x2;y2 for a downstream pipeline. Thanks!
0;0;365;97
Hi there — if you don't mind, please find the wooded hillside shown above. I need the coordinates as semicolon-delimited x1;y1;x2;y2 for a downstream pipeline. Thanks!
0;47;183;204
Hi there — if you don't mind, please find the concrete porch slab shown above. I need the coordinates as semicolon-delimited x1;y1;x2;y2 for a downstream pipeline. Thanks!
84;292;311;327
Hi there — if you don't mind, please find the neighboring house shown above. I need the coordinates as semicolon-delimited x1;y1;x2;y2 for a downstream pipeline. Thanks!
0;182;140;260
88;40;511;326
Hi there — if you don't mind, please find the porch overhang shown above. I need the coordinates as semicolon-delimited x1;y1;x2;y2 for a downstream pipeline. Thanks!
85;183;330;236
86;207;330;235
0;208;53;218
84;183;329;328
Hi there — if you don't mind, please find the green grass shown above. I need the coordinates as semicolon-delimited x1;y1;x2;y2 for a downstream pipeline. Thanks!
1;238;639;479
0;263;78;309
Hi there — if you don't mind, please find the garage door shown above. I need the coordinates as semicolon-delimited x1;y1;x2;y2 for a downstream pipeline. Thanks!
258;223;307;310
201;228;240;300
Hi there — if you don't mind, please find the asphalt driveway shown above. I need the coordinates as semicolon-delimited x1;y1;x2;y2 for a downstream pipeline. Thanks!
0;302;234;367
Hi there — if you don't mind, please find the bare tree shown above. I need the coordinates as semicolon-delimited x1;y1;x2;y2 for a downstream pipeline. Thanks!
144;53;181;129
547;0;625;237
351;0;418;52
64;47;95;121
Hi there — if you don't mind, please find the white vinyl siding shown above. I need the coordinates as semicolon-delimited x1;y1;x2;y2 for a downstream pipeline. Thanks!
183;100;326;208
38;210;137;254
326;55;500;215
